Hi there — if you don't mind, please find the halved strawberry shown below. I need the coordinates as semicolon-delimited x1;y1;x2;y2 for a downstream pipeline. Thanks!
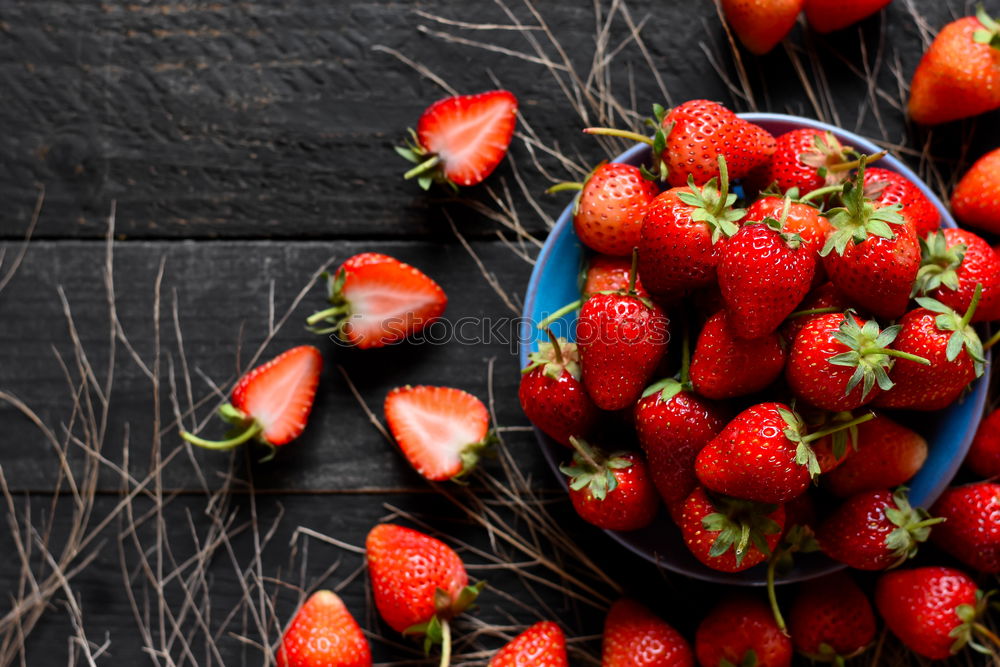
181;345;323;459
307;253;447;349
384;385;493;481
398;90;518;189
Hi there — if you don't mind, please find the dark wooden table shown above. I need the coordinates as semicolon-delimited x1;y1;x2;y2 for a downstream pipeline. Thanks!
1;1;997;664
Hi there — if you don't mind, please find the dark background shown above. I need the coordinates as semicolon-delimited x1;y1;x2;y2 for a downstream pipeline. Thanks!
0;0;997;664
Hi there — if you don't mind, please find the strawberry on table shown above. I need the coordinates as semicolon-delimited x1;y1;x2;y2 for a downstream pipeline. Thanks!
695;595;793;667
678;487;785;572
817;487;941;570
908;8;1000;125
366;524;483;662
862;167;941;239
582;254;649;297
930;482;1000;573
721;0;804;55
276;590;372;667
689;311;786;400
561;438;659;532
967;408;1000;477
307;253;447;348
952;147;1000;234
913;229;1000;323
602;598;694;667
398;90;518;189
822;414;927;497
384;385;493;482
181;345;322;460
804;0;891;33
519;331;597;447
876;567;998;660
489;621;568;667
787;572;875;663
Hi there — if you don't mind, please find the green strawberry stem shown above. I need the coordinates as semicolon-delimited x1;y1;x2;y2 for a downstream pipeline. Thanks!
546;181;585;194
581;127;654;146
787;306;841;319
713;156;731;218
827;150;887;173
181;421;262;450
800;412;875;445
545;328;565;366
568;436;602;471
679;319;691;386
973;622;1000;650
537;300;582;330
973;6;1000;48
799;185;843;202
627;247;639;294
983;329;1000;351
403;155;442;180
765;551;788;634
959;283;983;329
439;620;451;667
305;304;350;326
866;347;932;366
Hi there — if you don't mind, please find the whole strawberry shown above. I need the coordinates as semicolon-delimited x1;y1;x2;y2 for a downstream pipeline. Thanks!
568;163;660;256
695;595;793;667
307;253;448;347
913;229;1000;323
398;90;517;188
876;567;995;660
952;147;1000;234
718;215;816;339
678;487;785;572
637;158;745;300
780;282;851;343
823;414;927;498
635;376;727;516
583;254;649;297
786;313;927;411
576;258;670;410
967;408;1000;477
817;488;941;570
602;598;694;666
366;524;483;658
181;345;322;459
690;311;785;400
721;0;804;54
930;482;1000;573
561;438;659;532
745;195;833;262
908;8;1000;125
788;572;875;663
820;158;920;319
519;332;597;447
862;167;941;238
873;291;986;411
277;591;372;667
489;621;568;667
761;129;856;194
804;0;891;33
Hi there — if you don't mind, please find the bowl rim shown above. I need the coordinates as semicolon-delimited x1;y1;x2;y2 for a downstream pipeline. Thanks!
519;112;991;585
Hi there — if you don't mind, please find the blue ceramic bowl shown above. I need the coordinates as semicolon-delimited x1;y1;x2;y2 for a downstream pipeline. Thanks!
519;113;992;585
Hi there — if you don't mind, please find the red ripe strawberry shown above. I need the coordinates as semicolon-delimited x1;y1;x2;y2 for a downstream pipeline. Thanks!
745;195;833;261
569;163;660;256
561;438;659;532
181;346;322;457
678;487;785;572
952;147;1000;234
873;293;986;411
967;408;1000;477
908;9;1000;125
804;0;890;33
384;385;493;481
787;572;875;663
489;621;568;667
786;313;925;411
695;402;867;503
690;311;785;400
637;161;746;300
779;282;851;342
635;378;727;516
930;482;1000;573
576;276;670;411
718;218;816;339
602;598;694;666
876;567;994;660
695;596;793;667
820;159;920;319
817;488;941;570
583;254;649;297
914;229;1000;323
721;0;804;55
863;167;941;238
366;524;482;654
762;129;856;194
307;253;447;348
276;591;372;667
398;90;517;188
823;415;928;498
519;333;597;447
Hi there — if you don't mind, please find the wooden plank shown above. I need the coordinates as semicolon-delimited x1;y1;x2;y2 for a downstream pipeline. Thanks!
0;238;557;492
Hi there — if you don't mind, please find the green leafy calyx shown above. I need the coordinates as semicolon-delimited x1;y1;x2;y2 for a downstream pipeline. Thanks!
702;494;782;566
912;231;967;297
820;156;906;257
675;155;746;243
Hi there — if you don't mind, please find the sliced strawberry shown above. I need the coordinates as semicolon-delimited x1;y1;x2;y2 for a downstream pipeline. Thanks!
400;90;518;189
181;345;323;457
384;385;492;481
308;253;447;349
